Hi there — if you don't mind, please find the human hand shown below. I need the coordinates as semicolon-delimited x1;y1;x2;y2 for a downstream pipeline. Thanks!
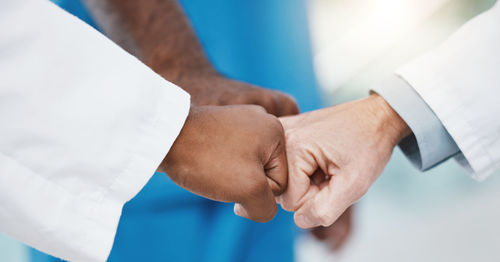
279;94;411;228
91;0;298;117
164;70;299;117
159;105;288;222
311;206;353;251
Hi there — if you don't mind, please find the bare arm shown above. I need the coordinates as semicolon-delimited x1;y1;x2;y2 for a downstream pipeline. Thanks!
82;0;299;116
82;0;213;78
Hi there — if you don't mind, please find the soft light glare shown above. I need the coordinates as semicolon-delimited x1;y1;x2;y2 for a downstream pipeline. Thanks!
309;0;449;92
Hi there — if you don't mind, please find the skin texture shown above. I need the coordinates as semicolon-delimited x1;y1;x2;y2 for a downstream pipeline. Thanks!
279;94;411;228
82;0;299;116
83;0;342;242
159;105;288;222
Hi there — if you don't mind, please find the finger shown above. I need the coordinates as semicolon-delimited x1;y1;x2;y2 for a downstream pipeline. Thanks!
278;151;316;211
294;176;350;228
263;128;288;195
226;104;267;114
278;115;322;211
275;92;299;117
278;144;320;212
234;176;278;223
253;91;279;116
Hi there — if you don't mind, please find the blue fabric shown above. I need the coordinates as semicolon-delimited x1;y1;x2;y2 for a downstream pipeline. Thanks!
32;1;323;261
178;0;324;112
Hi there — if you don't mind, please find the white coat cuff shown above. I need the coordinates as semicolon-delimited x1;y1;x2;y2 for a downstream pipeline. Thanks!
373;76;461;171
396;66;495;181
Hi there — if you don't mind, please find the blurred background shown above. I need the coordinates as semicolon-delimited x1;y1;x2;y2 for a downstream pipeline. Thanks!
299;0;500;261
1;0;498;261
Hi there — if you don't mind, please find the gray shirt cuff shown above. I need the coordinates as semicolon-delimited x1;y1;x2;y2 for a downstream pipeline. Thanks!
373;76;461;171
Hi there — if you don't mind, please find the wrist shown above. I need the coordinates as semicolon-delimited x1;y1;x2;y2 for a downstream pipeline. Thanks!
366;93;412;146
159;105;200;173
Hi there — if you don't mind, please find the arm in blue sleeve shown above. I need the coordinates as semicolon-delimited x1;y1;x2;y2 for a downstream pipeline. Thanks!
373;76;461;171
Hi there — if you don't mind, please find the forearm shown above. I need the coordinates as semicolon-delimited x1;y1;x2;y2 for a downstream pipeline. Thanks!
83;0;300;115
1;0;190;260
82;0;215;80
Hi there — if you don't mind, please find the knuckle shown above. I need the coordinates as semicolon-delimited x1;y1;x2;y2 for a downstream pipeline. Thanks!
276;93;299;115
249;90;277;114
280;200;294;212
283;96;300;113
231;95;251;105
287;199;303;212
264;97;279;115
246;104;267;113
285;131;301;149
218;92;239;105
313;204;335;227
319;213;335;227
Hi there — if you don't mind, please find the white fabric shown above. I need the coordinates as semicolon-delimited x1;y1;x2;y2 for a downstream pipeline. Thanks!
398;2;500;181
0;0;190;261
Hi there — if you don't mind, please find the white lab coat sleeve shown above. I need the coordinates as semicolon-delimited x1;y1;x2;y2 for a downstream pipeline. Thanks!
397;2;500;181
373;76;461;171
0;0;190;261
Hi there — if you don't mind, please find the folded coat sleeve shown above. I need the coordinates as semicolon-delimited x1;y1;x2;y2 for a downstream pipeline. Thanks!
0;0;190;261
373;76;461;171
396;2;500;181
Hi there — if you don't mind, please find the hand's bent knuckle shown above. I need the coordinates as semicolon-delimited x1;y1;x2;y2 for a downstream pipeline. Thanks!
314;205;335;226
280;202;294;212
281;95;299;115
279;196;296;212
285;131;298;144
257;93;278;113
246;104;267;114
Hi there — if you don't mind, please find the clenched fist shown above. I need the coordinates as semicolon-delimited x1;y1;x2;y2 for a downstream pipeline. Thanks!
167;71;299;117
159;105;289;222
279;94;411;228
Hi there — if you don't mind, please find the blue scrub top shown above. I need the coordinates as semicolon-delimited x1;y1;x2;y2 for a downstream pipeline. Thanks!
31;1;323;261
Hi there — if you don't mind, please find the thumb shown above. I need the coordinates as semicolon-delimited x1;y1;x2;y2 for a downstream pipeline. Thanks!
294;176;350;228
233;173;278;223
263;134;289;196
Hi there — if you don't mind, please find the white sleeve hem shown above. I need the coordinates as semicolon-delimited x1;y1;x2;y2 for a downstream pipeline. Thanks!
397;70;495;181
0;85;190;262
